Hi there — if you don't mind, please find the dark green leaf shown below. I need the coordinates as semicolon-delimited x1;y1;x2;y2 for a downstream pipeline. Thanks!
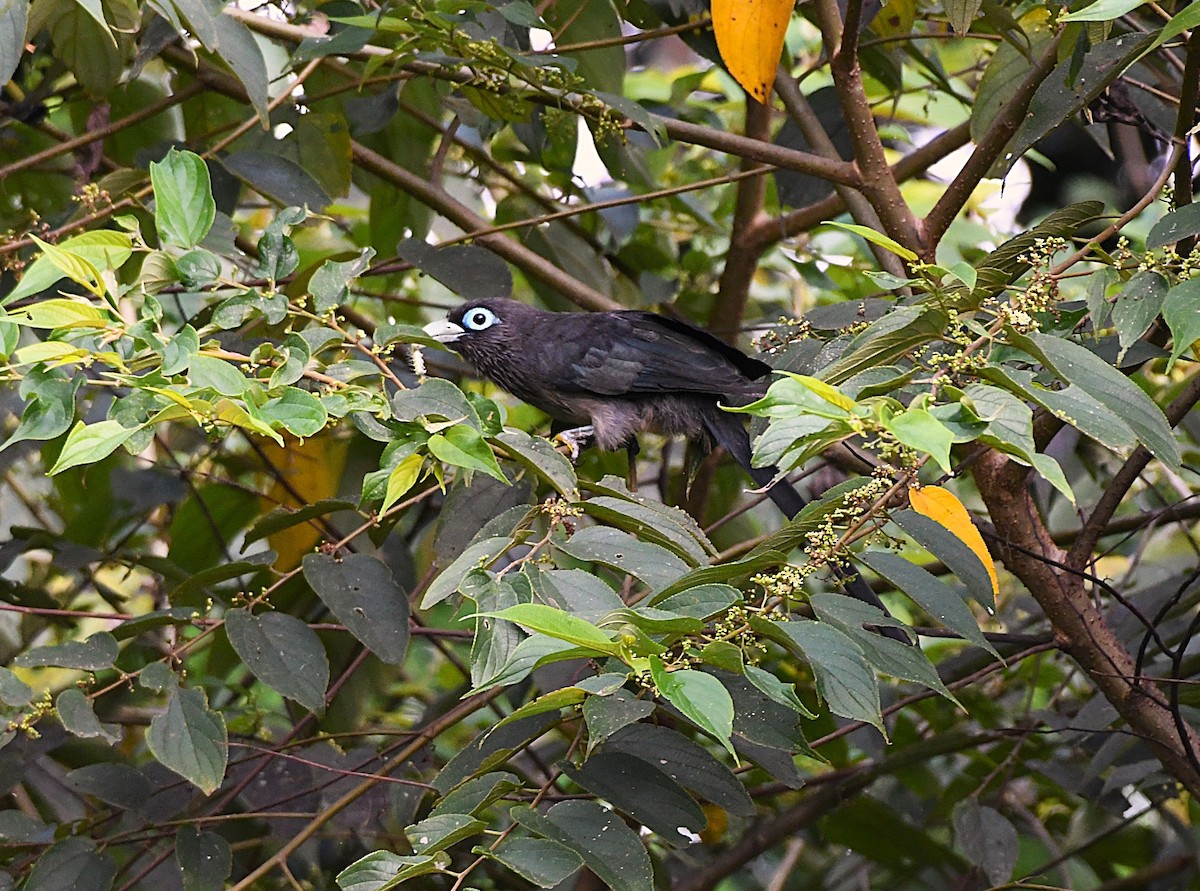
0;0;27;86
490;837;582;888
335;851;444;891
557;526;689;592
953;799;1019;885
605;723;756;816
224;608;330;712
396;240;512;301
859;551;996;655
65;763;152;809
392;378;482;429
244;499;357;548
23;838;116;891
583;689;653;751
994;33;1153;177
563;751;705;842
0;666;32;706
17;631;118;670
211;13;269;124
651;584;740;619
310;248;377;313
1149;202;1200;249
434;714;557;794
431;771;521;817
512;801;652;891
1111;271;1167;362
147;686;228;794
303;553;410;665
766;619;883;731
176;827;232;891
894;509;995;610
56;689;120;742
1014;330;1181;470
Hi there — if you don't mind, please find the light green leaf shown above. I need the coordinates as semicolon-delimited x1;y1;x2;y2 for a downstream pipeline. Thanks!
49;419;143;474
824;221;918;261
480;603;622;657
649;658;735;756
428;424;508;483
886;407;955;473
1164;278;1200;371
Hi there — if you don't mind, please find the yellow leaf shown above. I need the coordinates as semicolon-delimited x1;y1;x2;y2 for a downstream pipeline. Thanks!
259;433;349;571
909;486;999;598
712;0;794;103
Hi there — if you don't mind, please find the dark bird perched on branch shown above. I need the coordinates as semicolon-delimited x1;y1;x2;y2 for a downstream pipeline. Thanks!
424;298;905;640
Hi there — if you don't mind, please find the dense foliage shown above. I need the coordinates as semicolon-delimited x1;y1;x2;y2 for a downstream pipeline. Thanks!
2;0;1200;889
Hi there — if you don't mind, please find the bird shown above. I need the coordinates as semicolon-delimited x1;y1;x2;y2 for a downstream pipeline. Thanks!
423;297;906;640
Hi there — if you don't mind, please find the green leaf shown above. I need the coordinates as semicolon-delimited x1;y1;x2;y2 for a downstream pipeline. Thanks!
464;571;525;689
953;800;1019;885
490;837;583;888
767;619;884;732
0;0;28;86
189;354;251;397
212;13;270;125
303;553;410;665
8;297;109;329
405;813;486;854
1062;0;1147;22
650;584;741;618
1164;278;1200;371
420;536;515;609
583;690;654;752
480;603;622;657
1146;0;1200;53
147;685;228;794
810;594;960;706
392;378;481;429
27;236;106;297
1014;331;1181;470
381;452;424;512
886;406;956;473
859;551;997;655
823;221;918;261
260;387;329;438
149;149;216;249
946;0;984;33
224;608;330;712
649;659;735;756
335;851;445;891
310;248;376;313
428;424;508;483
65;763;152;809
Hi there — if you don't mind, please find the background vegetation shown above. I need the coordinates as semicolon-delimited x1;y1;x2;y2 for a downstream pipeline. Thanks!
2;0;1200;889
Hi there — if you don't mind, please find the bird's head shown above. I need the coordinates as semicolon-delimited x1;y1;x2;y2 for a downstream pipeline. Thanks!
422;299;529;353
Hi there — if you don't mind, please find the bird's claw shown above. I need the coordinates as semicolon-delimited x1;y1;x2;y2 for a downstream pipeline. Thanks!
553;426;595;462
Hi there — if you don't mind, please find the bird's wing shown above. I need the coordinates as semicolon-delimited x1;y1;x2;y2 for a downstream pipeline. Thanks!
552;312;771;398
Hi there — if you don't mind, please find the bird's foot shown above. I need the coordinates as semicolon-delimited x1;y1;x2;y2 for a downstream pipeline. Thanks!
553;425;595;462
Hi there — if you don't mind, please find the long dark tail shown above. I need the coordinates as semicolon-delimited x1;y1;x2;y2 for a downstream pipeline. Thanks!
703;409;909;643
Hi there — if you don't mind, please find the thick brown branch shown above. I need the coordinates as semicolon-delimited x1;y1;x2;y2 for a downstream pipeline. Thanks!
973;450;1200;795
923;33;1063;251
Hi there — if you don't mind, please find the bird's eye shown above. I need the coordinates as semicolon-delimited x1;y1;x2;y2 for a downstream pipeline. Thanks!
463;307;497;331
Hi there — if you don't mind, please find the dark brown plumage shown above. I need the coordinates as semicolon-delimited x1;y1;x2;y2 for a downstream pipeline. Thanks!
424;298;906;640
